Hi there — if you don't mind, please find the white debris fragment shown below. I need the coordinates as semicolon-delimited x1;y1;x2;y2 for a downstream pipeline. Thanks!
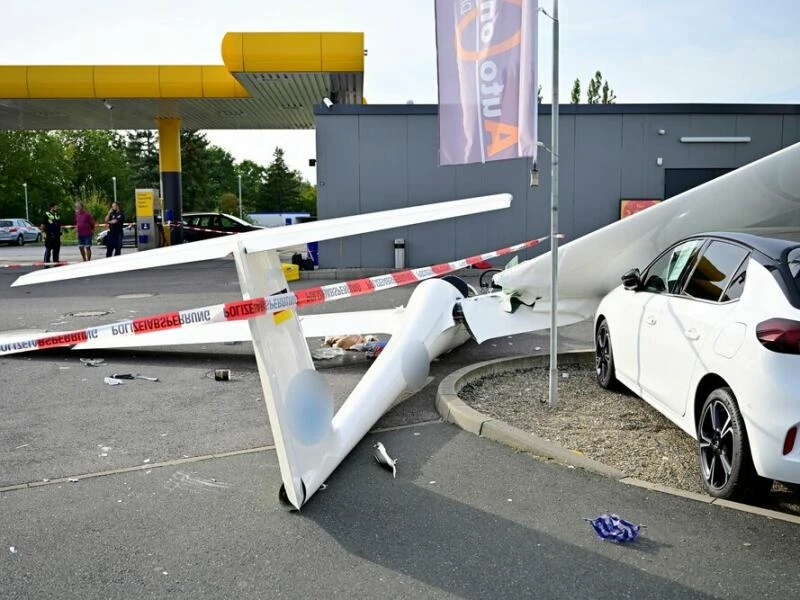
429;481;436;485
80;358;105;367
9;546;18;555
373;442;397;478
320;483;328;490
103;377;124;386
15;443;30;450
143;459;151;464
561;372;570;379
69;478;79;483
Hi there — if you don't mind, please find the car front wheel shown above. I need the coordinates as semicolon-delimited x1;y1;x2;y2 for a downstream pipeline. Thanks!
697;387;771;501
595;318;619;389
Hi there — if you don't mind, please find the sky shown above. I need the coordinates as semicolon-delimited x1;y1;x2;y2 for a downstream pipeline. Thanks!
2;0;799;184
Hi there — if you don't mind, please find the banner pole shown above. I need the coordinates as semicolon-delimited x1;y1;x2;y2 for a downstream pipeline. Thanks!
548;0;560;408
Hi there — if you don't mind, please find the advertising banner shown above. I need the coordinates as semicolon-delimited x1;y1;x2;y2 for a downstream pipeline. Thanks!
435;0;537;166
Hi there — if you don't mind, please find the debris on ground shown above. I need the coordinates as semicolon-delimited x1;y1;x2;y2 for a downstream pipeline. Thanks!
103;377;124;386
584;513;641;543
111;373;159;382
323;334;379;350
364;340;388;359
311;347;345;360
373;442;397;478
80;358;105;367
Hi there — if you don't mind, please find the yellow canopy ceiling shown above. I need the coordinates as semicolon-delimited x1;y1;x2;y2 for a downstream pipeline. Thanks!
0;32;364;130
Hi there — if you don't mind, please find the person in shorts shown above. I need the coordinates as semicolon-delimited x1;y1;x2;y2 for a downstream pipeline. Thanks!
74;202;96;261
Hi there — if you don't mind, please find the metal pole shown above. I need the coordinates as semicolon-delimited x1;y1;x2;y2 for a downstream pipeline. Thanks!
238;174;243;219
112;176;117;203
548;0;560;408
23;182;29;221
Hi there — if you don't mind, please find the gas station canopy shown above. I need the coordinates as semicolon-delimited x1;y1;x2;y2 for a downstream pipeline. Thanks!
0;32;364;130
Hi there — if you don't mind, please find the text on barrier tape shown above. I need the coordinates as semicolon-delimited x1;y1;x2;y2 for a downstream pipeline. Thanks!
0;235;558;355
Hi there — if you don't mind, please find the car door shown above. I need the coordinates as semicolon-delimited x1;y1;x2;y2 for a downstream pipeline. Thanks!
638;240;749;418
609;240;703;389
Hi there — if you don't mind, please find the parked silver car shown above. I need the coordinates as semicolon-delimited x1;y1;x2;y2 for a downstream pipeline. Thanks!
0;218;41;245
96;224;137;247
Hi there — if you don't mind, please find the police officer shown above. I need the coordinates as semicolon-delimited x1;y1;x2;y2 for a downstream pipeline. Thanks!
40;201;62;265
104;201;125;257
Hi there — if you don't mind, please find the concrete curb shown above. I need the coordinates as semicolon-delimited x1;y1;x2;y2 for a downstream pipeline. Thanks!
436;351;800;526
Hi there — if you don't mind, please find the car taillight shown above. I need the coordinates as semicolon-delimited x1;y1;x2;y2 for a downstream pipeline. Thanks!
783;426;798;455
8;227;16;232
756;318;800;354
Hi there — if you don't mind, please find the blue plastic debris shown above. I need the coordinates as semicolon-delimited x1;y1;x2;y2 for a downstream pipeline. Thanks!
584;513;641;543
364;340;388;360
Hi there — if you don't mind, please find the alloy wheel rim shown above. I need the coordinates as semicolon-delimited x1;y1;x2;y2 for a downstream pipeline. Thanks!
595;326;610;381
699;399;734;491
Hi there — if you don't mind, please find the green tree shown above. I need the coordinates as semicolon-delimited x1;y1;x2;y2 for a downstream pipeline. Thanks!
236;160;267;215
602;80;617;104
296;180;317;216
570;78;581;104
0;131;72;219
60;130;133;220
180;130;212;211
573;70;615;104
125;130;160;189
205;146;238;206
263;147;301;213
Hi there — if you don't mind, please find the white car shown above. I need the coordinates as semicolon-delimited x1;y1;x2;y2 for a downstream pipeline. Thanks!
0;218;41;245
595;232;800;501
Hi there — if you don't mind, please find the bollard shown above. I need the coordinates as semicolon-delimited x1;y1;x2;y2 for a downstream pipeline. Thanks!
394;238;405;269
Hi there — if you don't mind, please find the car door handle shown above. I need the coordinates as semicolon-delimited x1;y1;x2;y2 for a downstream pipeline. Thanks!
645;315;657;325
684;328;700;340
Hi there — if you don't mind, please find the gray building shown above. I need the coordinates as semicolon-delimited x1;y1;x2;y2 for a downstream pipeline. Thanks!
314;104;800;269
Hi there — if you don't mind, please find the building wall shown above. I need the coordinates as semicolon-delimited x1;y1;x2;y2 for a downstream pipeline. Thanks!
314;104;800;269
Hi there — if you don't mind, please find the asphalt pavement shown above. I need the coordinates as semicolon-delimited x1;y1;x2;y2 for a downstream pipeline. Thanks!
1;245;798;599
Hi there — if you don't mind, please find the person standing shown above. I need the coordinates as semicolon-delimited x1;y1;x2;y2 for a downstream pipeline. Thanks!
40;202;62;265
105;201;125;257
74;202;96;262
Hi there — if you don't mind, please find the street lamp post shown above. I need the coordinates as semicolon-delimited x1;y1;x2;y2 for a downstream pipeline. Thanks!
238;174;243;219
537;0;559;408
23;182;29;221
112;176;117;203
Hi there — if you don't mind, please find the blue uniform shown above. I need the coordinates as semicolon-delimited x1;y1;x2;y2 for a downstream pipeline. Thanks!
40;208;61;263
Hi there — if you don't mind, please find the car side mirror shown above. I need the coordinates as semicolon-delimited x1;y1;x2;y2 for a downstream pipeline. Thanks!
621;268;641;290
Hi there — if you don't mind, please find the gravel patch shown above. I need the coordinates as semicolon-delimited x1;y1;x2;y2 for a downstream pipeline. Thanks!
458;361;800;517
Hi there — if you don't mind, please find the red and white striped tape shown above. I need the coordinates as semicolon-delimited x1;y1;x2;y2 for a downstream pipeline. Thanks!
167;223;236;236
0;235;556;356
0;261;74;269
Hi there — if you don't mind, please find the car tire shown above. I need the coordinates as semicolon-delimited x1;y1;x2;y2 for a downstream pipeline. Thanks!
36;233;41;243
15;234;24;246
697;386;772;501
595;318;619;390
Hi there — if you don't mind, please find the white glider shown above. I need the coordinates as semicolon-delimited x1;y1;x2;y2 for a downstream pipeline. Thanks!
7;140;800;511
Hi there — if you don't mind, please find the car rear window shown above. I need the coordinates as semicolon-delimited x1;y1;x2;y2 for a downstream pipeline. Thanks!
786;247;800;295
0;220;12;227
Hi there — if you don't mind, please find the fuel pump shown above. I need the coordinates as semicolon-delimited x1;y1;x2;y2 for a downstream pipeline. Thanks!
134;188;159;251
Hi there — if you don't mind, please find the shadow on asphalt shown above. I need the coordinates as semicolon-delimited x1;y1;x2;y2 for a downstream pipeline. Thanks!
302;431;714;600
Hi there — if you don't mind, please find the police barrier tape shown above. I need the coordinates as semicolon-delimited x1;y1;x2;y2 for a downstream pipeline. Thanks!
0;235;557;356
0;261;73;268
